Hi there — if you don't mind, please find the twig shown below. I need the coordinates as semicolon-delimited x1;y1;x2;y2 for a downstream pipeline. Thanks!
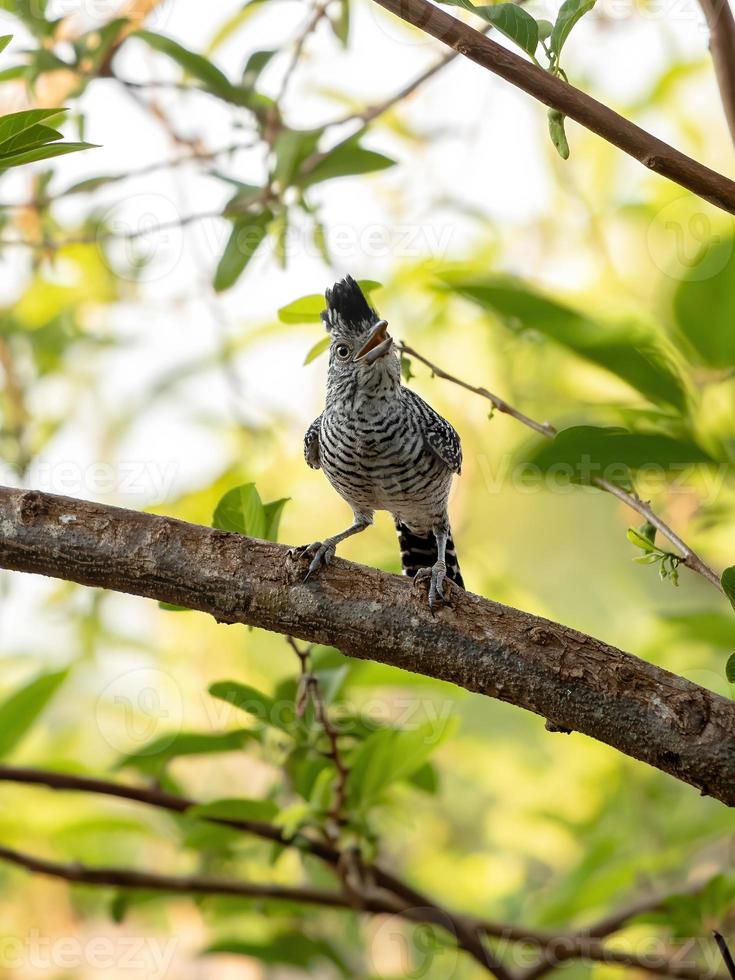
334;27;491;128
401;343;723;593
369;0;735;214
714;933;735;980
287;636;350;839
0;140;258;211
696;0;735;148
399;342;556;437
276;0;331;105
0;765;724;980
0;843;357;906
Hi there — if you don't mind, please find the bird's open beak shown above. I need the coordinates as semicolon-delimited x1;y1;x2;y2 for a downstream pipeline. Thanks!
354;320;392;365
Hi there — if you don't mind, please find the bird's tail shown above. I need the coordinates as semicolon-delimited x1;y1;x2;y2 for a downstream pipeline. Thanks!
395;521;464;588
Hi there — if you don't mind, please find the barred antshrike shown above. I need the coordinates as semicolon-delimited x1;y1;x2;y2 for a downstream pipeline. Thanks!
298;276;463;609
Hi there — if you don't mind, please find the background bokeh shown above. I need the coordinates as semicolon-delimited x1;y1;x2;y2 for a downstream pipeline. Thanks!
0;0;734;975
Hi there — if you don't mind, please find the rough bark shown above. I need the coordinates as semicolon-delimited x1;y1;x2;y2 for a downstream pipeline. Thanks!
369;0;735;215
1;486;734;806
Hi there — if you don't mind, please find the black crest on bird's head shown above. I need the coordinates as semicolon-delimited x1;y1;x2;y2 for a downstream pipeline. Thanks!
322;275;379;338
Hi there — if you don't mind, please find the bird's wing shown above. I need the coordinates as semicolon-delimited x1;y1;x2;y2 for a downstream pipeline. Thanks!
304;415;322;470
404;388;462;474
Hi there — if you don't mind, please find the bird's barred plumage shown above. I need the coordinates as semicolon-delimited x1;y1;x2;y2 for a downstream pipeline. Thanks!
301;276;464;604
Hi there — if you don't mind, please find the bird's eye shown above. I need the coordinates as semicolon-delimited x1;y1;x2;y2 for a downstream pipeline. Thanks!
335;344;350;360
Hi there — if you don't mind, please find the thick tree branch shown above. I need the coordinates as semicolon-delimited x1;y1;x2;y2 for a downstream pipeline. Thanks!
697;0;735;148
0;766;723;980
0;487;734;805
369;0;735;215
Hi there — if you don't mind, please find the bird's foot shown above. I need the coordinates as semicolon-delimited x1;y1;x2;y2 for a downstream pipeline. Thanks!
413;560;448;612
288;541;336;581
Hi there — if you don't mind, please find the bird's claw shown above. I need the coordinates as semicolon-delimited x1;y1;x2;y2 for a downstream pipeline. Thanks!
290;541;336;581
413;560;447;612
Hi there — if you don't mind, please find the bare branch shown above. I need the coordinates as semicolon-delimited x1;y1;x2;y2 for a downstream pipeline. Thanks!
401;343;723;593
399;343;557;437
696;0;735;148
0;487;734;804
0;842;358;907
0;765;722;980
714;933;735;980
368;0;735;214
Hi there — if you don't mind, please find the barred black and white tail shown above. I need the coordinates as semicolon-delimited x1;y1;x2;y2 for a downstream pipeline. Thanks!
395;521;464;588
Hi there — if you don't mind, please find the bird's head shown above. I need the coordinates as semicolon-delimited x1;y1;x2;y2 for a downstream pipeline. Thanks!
321;276;400;396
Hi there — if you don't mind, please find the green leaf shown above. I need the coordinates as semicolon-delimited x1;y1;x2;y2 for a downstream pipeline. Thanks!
273;127;323;187
537;19;553;39
672;236;735;368
721;566;735;612
0;123;63;155
0;107;66;147
304;335;331;364
279;280;382;324
241;48;276;87
279;294;325;324
135;30;233;97
188;797;279;823
0;35;12;54
206;0;271;55
478;2;539;55
212;483;266;538
660;610;735;648
525;426;711;483
331;0;350;45
0;141;96;169
548;109;570;159
299;137;397;187
205;932;350;974
726;653;735;685
347;718;457;810
262;497;289;541
627;527;658;553
0;669;68;759
213;209;271;292
442;274;687;411
116;729;251;777
208;680;294;734
439;0;538;54
551;0;596;57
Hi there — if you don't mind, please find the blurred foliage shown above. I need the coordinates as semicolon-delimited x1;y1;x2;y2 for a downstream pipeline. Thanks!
0;0;735;977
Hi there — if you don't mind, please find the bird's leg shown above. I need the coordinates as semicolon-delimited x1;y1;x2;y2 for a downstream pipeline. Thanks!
292;512;373;581
413;520;449;611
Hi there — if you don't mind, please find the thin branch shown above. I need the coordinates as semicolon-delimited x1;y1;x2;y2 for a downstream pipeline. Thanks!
399;342;556;437
0;765;720;980
714;933;735;980
368;0;735;214
334;27;490;128
400;343;723;594
0;140;258;211
696;0;735;148
0;843;357;907
0;488;734;804
276;0;331;105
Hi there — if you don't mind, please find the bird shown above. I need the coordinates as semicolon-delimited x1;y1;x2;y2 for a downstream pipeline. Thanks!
296;275;464;610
